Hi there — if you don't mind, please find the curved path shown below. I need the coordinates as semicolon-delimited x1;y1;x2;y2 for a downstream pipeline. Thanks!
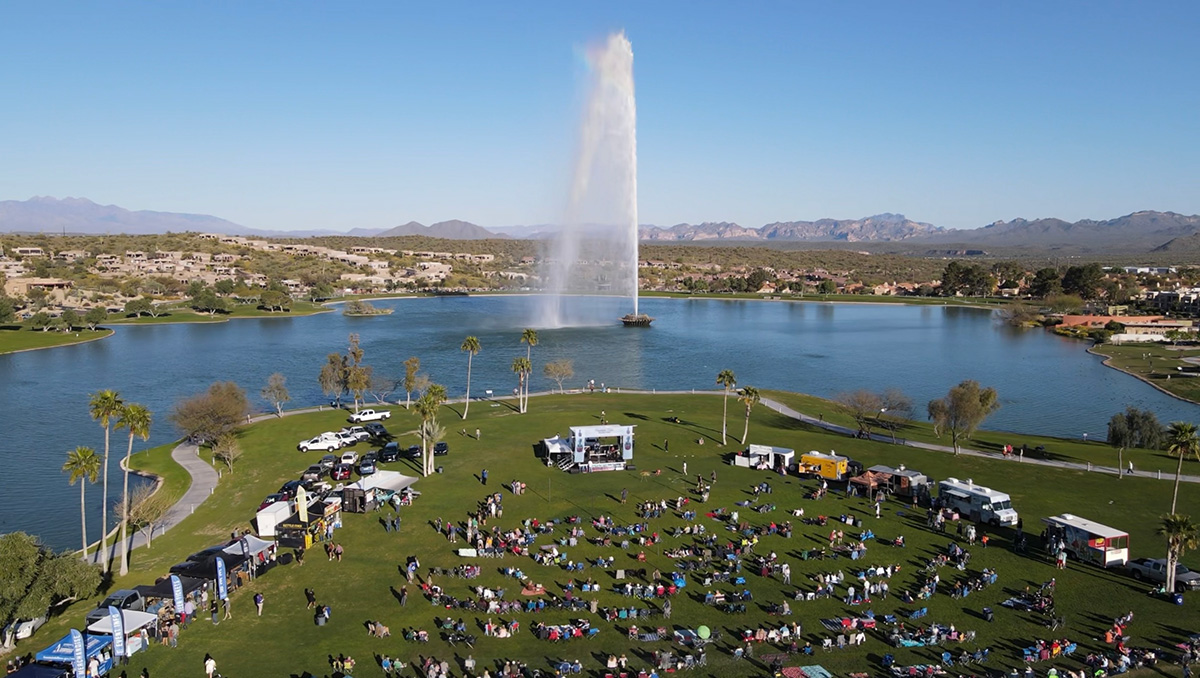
99;388;1200;563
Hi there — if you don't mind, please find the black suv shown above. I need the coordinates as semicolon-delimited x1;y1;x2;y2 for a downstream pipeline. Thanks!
378;442;400;463
405;445;422;459
364;422;390;439
434;441;449;456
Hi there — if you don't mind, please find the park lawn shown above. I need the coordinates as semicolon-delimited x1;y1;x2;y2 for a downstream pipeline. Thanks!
760;389;1189;474
0;326;112;354
31;393;1200;678
1092;343;1200;405
127;442;194;520
107;300;330;325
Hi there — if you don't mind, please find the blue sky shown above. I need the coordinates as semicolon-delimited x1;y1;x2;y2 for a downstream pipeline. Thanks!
1;2;1197;232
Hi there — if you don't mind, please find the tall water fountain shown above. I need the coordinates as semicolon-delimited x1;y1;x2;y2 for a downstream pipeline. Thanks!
537;31;649;327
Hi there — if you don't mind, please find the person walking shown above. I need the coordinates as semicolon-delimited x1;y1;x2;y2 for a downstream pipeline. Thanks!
254;592;264;616
305;588;317;609
204;654;216;678
223;597;231;620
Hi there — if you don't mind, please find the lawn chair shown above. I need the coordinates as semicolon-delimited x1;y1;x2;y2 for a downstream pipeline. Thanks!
941;652;954;667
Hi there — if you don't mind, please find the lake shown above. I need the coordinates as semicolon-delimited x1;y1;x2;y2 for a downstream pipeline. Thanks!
3;294;1196;549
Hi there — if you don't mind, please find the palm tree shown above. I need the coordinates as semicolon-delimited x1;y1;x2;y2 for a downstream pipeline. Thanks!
415;384;447;476
63;446;101;560
520;329;538;408
1158;513;1199;594
115;403;152;576
89;389;124;570
739;385;761;445
716;370;737;445
1166;421;1200;513
460;336;481;419
512;357;531;414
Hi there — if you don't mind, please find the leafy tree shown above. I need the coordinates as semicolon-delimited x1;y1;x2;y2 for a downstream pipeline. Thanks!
119;296;145;319
544;359;574;393
59;309;79;331
1043;293;1085;313
114;403;151;576
169;381;250;444
716;369;737;445
1107;407;1163;480
1158;513;1198;595
25;287;48;309
0;295;14;324
309;282;335;302
1061;263;1105;300
926;380;999;455
817;280;837;294
211;432;243;473
1027;268;1065;297
402;356;421;409
190;289;227;315
214;279;236;296
319;353;350;407
62;446;101;559
186;280;206;298
0;532;101;650
261;372;291;417
460;336;481;418
259;289;291;312
739;386;761;444
88;389;123;571
345;334;372;411
28;312;52;331
1166;421;1200;513
84;306;107;330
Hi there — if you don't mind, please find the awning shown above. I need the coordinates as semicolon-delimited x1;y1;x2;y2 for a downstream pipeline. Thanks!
134;575;207;601
86;610;157;635
36;633;111;663
223;535;274;559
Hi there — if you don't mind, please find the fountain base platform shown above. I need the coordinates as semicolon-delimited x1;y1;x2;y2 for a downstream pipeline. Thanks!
620;313;654;327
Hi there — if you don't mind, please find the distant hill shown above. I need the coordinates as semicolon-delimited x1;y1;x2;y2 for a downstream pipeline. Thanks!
916;211;1200;252
0;196;255;236
639;214;941;242
375;219;504;240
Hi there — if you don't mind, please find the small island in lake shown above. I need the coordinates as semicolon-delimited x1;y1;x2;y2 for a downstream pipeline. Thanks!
342;300;394;317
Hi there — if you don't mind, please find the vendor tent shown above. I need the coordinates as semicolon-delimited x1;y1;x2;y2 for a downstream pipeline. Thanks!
134;575;206;601
347;470;418;494
223;535;274;560
86;610;156;636
36;632;111;664
255;500;292;537
9;663;70;678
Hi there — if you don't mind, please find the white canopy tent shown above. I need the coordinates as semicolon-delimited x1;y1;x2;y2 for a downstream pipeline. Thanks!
86;609;156;635
347;470;419;494
223;534;274;559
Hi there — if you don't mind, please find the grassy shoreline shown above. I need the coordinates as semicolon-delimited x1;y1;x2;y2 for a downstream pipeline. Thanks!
0;327;113;355
1090;342;1200;405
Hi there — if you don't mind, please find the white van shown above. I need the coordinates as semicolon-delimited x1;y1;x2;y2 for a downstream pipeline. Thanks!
937;477;1019;527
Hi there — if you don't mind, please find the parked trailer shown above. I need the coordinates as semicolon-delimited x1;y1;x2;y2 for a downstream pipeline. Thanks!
937;477;1019;527
799;451;853;481
1042;514;1129;567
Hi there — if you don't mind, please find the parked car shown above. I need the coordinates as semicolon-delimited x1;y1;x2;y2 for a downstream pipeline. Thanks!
319;454;338;470
340;426;371;442
278;480;304;501
406;445;422;459
299;436;342;452
1127;557;1200;590
301;465;327;482
4;614;47;641
434;441;449;456
378;442;400;463
85;589;145;625
350;408;392;423
363;422;390;438
258;493;285;511
331;463;353;481
340;451;359;466
333;431;359;447
358;454;377;476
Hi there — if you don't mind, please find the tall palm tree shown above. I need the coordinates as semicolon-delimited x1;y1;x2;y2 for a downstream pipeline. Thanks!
63;446;101;560
415;384;447;476
115;403;152;576
1158;513;1199;594
1166;421;1200;513
716;370;737;445
89;389;124;571
460;336;481;419
512;357;531;414
520;329;538;408
739;385;761;444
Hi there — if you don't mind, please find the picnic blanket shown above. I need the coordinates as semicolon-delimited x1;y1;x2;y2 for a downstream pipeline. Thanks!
890;665;947;677
820;618;846;632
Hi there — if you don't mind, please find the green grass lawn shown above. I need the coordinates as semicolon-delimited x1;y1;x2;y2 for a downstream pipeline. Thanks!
0;326;112;354
27;393;1200;677
1092;343;1200;404
107;300;330;325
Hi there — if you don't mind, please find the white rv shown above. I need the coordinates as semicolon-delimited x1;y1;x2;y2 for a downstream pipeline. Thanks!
937;478;1019;527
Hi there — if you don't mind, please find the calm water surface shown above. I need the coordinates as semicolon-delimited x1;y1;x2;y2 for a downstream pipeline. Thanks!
2;295;1195;549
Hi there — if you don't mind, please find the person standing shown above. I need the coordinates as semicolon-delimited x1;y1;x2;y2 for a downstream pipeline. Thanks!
204;654;216;678
481;469;488;486
223;597;231;620
254;592;264;616
475;428;481;440
182;597;195;628
210;599;219;625
682;461;687;475
620;488;628;505
399;586;408;607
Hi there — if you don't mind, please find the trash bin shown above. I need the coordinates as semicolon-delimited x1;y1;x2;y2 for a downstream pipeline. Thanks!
315;613;326;626
982;607;994;622
1172;593;1184;605
437;466;444;474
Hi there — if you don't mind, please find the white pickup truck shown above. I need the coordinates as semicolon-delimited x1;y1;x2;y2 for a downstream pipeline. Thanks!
349;408;391;423
1126;557;1200;590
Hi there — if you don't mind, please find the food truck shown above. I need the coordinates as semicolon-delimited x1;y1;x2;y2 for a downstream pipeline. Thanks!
798;451;853;481
937;478;1019;527
1042;514;1130;567
734;444;795;472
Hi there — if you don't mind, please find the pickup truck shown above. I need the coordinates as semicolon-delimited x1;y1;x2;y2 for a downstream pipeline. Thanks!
1126;557;1200;590
84;589;146;625
349;408;391;423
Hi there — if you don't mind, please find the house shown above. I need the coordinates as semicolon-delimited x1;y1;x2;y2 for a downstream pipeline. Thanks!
4;277;73;302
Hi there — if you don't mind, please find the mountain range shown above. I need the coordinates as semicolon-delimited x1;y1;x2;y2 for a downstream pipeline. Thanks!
2;197;1199;254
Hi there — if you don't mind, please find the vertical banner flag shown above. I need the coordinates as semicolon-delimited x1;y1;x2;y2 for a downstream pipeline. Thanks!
170;574;184;614
69;628;86;678
297;485;309;523
108;606;126;658
216;556;228;600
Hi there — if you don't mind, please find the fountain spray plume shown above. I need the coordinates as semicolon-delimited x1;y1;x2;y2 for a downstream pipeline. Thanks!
537;31;640;327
